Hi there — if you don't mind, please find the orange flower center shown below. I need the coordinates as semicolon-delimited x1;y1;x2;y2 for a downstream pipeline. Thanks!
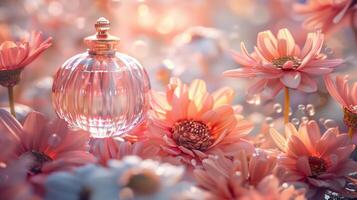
172;120;213;151
308;156;327;177
22;150;53;175
272;56;301;70
344;107;357;129
126;170;161;196
0;68;23;87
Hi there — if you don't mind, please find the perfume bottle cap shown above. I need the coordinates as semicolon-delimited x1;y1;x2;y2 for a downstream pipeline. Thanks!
84;17;120;54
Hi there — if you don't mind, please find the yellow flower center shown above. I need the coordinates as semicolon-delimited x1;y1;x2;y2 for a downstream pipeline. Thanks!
126;170;161;196
272;56;301;69
308;156;327;177
22;150;53;175
172;120;213;151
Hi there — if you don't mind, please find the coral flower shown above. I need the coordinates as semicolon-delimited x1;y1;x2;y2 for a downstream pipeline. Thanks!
223;28;343;98
90;121;161;165
0;109;95;176
0;31;52;87
294;0;357;32
90;139;161;165
194;150;305;199
270;121;357;198
324;75;357;138
149;78;254;165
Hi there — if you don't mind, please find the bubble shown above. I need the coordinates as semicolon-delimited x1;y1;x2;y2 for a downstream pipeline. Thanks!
48;134;61;147
291;118;300;126
319;118;325;124
265;117;274;127
301;116;309;123
325;47;334;55
273;103;282;113
324;119;338;129
246;94;261;106
297;104;305;111
306;104;315;116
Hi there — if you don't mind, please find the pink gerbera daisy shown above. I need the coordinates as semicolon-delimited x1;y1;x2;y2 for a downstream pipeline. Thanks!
90;120;161;165
223;28;343;98
324;75;357;139
270;120;357;198
294;0;357;32
194;150;305;199
148;78;254;165
0;109;95;176
0;31;52;87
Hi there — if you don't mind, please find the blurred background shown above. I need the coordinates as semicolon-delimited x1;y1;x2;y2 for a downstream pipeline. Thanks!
0;0;356;136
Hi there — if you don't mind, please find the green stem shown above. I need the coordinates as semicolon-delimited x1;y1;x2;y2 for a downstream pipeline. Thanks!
7;86;16;118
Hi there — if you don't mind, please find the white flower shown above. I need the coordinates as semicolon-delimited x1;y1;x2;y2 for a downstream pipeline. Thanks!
45;156;209;200
109;156;207;200
45;164;119;200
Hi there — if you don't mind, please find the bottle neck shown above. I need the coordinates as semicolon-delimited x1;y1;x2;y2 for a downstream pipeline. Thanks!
87;49;116;56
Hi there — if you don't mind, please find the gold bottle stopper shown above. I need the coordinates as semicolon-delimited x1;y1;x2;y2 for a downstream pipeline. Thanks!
84;17;120;54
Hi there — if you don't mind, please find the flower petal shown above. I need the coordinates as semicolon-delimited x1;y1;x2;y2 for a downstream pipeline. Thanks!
280;71;301;88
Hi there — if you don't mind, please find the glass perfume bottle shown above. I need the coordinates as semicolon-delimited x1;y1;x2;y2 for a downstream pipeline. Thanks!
52;17;150;138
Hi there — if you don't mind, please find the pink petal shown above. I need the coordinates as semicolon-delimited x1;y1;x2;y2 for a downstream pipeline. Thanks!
324;75;347;107
247;79;268;96
277;29;296;56
223;68;258;78
269;128;287;152
257;30;279;60
297;74;317;93
296;156;312;176
280;71;301;88
212;87;235;106
262;79;284;98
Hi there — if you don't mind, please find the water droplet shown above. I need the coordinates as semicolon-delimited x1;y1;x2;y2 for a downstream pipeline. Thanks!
324;119;338;129
319;118;325;124
48;134;61;147
306;104;315;116
297;104;306;111
265;117;274;127
273;103;282;113
325;47;334;55
301;116;309;123
289;107;293;116
246;94;261;106
292;118;300;125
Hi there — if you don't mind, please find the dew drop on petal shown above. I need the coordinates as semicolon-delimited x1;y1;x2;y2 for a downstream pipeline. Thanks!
297;104;305;111
301;116;309;123
325;47;334;55
306;104;315;116
292;118;300;125
273;103;282;113
319;118;325;124
265;117;274;127
324;119;338;129
48;133;61;147
246;94;261;106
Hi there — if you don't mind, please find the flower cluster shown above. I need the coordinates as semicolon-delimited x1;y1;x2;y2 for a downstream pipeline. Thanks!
0;1;357;200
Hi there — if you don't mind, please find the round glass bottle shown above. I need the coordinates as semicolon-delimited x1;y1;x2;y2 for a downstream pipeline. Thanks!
52;17;150;138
